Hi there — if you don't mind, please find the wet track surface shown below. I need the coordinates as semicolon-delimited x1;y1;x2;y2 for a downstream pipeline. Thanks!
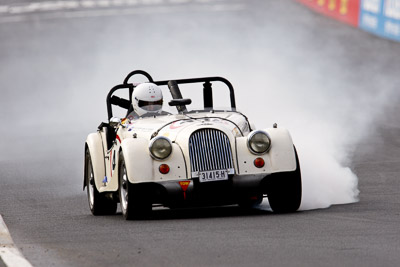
1;0;400;266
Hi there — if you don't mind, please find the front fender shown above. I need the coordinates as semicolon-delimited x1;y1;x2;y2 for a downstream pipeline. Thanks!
121;138;153;184
85;132;105;191
121;138;187;184
236;128;296;175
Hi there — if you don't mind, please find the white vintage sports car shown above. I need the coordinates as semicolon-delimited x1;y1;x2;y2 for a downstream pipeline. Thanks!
84;70;301;220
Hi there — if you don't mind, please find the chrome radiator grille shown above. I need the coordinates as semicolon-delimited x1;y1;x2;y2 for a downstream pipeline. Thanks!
189;129;234;177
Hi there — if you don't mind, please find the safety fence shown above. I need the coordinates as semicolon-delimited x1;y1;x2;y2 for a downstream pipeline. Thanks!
297;0;400;42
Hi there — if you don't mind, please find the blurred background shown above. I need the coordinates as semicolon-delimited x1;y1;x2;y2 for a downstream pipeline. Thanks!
1;0;399;207
1;1;400;265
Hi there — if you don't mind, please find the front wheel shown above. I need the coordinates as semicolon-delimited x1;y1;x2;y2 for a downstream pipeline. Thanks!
266;147;302;213
85;149;117;215
118;151;152;220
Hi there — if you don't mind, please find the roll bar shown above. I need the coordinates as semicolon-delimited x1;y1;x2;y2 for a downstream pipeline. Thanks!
123;70;154;84
107;70;236;120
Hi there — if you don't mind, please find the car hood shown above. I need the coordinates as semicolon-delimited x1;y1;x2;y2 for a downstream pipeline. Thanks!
121;111;249;141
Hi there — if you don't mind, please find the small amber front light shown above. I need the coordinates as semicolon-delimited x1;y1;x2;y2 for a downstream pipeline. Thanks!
254;157;265;168
159;164;170;174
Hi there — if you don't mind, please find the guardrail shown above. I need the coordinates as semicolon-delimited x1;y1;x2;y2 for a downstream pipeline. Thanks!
297;0;400;42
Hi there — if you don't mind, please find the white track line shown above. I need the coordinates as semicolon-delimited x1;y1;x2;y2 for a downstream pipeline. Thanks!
0;215;33;267
0;0;230;15
0;3;244;23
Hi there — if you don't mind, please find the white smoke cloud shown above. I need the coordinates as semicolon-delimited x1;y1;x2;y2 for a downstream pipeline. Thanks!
240;43;396;210
239;69;362;210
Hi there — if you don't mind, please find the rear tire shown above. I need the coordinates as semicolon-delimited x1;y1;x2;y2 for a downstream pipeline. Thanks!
118;151;152;220
266;147;302;213
85;148;117;215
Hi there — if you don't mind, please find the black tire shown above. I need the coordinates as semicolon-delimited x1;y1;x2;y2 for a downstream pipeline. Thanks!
266;147;302;213
85;148;117;215
118;151;152;220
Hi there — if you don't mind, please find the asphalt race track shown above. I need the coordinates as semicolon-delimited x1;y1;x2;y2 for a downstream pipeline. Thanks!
1;0;400;266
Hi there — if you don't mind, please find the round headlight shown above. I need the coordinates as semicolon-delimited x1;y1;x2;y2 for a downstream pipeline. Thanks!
149;137;172;160
248;131;271;154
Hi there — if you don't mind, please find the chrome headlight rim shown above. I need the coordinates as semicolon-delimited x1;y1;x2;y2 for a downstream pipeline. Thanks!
149;136;173;160
247;130;271;155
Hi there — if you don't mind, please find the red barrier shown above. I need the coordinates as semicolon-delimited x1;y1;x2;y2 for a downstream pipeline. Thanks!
297;0;360;27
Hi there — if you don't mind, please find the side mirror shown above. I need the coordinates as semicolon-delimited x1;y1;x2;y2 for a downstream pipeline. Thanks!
109;117;121;128
168;98;192;106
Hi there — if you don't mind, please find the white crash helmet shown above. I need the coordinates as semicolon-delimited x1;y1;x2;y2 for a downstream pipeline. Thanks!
132;83;163;116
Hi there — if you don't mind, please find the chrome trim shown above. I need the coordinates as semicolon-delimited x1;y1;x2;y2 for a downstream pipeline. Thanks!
149;136;172;160
189;129;234;177
247;130;271;155
109;117;121;128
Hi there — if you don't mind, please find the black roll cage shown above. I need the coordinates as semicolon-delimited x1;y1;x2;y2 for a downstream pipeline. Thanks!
106;70;236;120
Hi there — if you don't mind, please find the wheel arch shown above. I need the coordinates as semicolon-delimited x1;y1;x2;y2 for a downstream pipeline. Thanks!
84;132;106;191
264;127;297;172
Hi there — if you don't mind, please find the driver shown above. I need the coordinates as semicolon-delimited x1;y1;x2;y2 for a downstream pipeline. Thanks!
127;83;164;120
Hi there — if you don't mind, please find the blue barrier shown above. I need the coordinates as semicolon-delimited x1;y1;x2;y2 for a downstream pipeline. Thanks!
297;0;400;42
359;0;400;41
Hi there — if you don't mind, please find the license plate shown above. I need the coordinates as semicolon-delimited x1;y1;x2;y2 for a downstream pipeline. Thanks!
199;170;228;183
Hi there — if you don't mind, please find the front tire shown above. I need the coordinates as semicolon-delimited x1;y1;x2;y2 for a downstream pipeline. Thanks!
118;151;152;220
266;147;302;213
85;149;117;215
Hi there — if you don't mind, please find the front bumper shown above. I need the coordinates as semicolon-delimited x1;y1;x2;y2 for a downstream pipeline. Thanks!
133;173;270;208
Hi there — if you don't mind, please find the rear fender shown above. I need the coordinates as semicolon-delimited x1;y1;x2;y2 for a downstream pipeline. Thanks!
85;132;105;191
